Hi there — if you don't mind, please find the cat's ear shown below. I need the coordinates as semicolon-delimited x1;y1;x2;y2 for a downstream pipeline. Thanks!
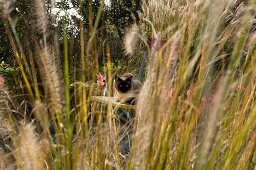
123;73;133;80
127;74;133;79
126;75;133;81
115;75;121;81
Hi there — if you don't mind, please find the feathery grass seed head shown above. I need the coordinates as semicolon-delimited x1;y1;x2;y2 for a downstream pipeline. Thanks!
0;0;14;19
124;25;140;55
34;0;49;35
15;123;45;170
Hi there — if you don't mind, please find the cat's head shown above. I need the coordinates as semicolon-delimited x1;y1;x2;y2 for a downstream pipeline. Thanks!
114;75;133;93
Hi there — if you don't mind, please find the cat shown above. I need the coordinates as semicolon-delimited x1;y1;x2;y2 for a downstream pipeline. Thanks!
113;73;142;104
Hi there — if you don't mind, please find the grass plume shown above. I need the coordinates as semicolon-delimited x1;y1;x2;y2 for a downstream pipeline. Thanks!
13;123;45;170
0;0;256;169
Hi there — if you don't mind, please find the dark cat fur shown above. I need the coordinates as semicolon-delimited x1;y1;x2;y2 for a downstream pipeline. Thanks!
113;73;142;104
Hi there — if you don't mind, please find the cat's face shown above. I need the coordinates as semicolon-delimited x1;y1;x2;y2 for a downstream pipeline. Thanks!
115;76;132;93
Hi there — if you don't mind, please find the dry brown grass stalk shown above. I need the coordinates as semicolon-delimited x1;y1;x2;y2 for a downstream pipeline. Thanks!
130;0;253;169
32;0;65;117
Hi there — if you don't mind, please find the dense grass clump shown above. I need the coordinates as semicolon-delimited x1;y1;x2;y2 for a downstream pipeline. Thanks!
0;0;256;169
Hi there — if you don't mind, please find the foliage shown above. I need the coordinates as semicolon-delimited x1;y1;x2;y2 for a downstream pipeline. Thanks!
108;0;142;38
0;0;256;170
0;61;20;87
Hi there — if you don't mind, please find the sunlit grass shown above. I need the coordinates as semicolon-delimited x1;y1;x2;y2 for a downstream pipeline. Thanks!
0;0;256;170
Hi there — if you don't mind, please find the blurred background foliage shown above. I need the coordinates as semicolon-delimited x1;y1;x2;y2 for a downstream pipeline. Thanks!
0;0;144;81
1;0;256;169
